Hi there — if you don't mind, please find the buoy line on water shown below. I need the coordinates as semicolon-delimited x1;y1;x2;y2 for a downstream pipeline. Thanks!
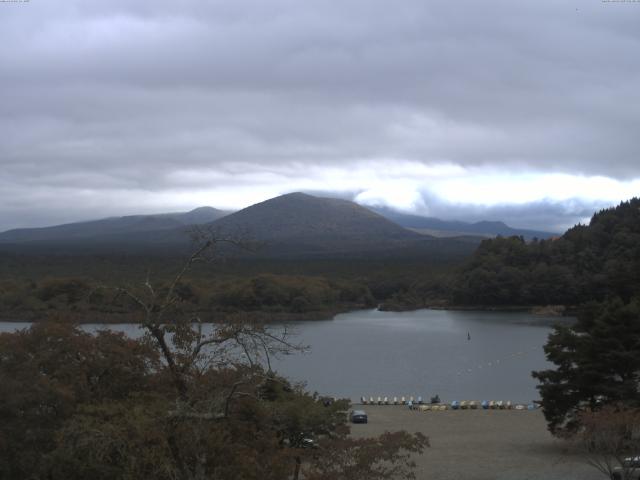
357;346;544;407
454;346;540;377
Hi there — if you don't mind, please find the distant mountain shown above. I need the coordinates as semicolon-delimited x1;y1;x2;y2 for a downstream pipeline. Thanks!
0;207;229;244
208;192;424;255
371;207;557;240
0;194;479;260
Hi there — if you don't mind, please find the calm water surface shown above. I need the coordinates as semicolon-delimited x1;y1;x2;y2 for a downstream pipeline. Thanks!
0;309;560;403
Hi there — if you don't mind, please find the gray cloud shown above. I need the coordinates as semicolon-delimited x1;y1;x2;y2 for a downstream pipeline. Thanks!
316;189;608;233
409;194;606;233
1;0;639;231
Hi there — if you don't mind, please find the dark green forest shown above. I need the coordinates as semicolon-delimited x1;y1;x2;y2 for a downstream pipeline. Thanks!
0;246;464;322
348;198;640;312
0;272;375;323
451;198;640;307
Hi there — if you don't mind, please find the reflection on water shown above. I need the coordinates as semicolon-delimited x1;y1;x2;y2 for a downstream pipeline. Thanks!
0;309;561;402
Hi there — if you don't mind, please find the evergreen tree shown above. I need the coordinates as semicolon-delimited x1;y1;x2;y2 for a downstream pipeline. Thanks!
533;297;640;434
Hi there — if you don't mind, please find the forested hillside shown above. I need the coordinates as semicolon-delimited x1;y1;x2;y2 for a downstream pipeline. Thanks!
452;198;640;306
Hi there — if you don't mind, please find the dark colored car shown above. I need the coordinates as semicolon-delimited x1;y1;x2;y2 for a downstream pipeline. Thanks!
612;456;640;480
350;409;368;424
301;437;318;449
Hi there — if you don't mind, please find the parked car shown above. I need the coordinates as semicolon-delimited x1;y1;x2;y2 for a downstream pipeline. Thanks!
301;437;318;449
350;409;368;424
612;456;640;480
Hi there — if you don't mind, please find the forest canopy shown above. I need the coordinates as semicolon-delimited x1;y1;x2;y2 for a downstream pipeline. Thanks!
452;198;640;307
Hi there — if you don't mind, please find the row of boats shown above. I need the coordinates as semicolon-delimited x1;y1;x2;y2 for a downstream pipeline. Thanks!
360;396;432;405
360;396;538;410
422;400;538;411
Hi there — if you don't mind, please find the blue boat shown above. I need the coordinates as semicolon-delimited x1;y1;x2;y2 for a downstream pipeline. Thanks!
481;400;490;409
451;400;460;410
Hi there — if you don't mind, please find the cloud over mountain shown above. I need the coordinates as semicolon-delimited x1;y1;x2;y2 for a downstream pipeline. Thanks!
1;0;639;231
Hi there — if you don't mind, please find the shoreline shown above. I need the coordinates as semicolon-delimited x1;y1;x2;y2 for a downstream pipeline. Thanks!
380;302;577;318
0;303;575;325
0;305;363;324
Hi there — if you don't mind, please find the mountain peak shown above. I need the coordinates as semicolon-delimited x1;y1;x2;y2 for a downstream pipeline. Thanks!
187;206;218;214
209;193;421;253
280;192;310;198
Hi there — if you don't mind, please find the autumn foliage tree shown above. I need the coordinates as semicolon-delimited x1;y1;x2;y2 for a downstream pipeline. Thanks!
0;322;157;479
576;406;640;480
0;231;428;480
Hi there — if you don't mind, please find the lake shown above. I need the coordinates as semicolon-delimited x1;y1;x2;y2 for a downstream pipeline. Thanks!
0;308;560;403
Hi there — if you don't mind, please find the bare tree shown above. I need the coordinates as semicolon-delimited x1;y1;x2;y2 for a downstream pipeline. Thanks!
106;228;304;480
577;406;640;480
82;227;427;480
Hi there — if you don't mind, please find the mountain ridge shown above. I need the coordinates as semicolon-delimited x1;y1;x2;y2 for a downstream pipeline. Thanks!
0;193;556;257
370;206;557;240
0;207;229;244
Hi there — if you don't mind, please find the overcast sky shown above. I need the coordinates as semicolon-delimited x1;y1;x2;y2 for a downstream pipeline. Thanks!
1;0;639;233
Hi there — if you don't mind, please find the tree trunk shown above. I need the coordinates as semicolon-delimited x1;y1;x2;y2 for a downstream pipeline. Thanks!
293;456;301;480
150;326;189;398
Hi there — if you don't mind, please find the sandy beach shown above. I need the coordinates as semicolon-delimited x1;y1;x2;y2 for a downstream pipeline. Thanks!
350;405;603;480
